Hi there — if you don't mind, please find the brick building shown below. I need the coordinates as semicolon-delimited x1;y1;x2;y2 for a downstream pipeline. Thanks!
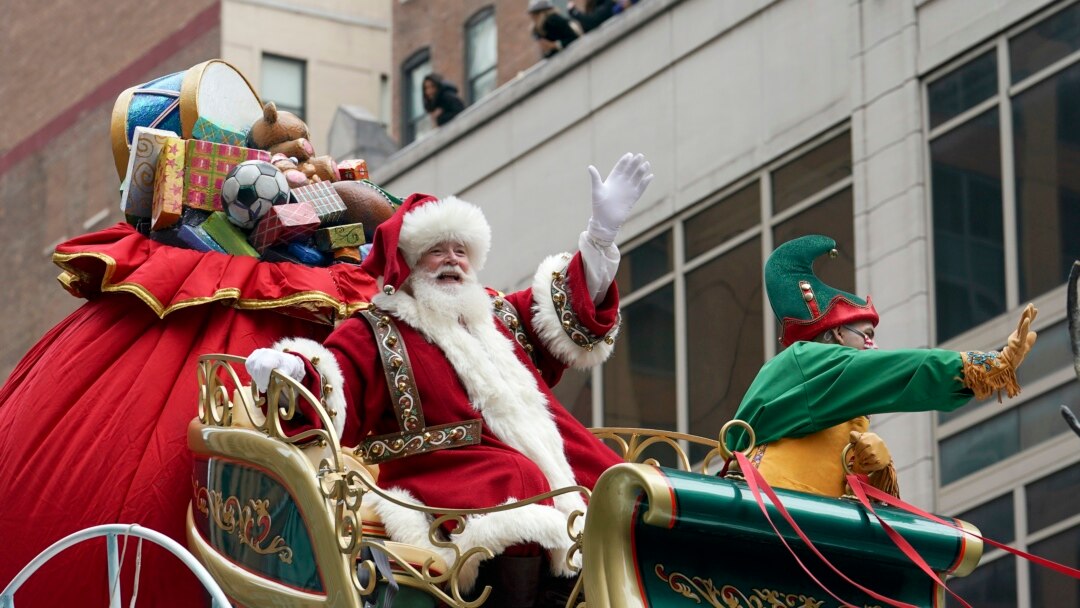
0;1;221;379
391;0;555;145
0;0;392;380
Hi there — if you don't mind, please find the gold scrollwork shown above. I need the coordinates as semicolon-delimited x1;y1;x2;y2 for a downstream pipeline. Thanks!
590;427;727;475
194;483;294;564
655;564;881;608
550;262;618;352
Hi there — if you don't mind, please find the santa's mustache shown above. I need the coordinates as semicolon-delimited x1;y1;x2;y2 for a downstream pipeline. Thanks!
424;264;473;283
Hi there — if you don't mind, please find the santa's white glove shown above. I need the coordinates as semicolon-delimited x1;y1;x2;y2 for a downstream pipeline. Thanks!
586;152;654;246
245;348;306;393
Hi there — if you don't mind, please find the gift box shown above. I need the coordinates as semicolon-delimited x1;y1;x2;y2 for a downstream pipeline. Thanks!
248;202;320;253
202;211;259;257
178;223;227;254
314;222;365;252
151;137;186;231
291;181;347;225
332;246;361;264
191;116;248;147
337;159;368;181
120;127;179;219
261;246;303;264
183;139;271;212
287;241;329;266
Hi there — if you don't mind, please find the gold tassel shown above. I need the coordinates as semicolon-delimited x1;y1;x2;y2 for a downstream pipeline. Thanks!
961;351;1021;402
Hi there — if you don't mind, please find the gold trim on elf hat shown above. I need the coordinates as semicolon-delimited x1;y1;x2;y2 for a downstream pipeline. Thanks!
765;235;878;346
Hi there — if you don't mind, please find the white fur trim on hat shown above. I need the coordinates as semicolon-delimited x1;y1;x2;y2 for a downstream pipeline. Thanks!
398;196;492;271
272;337;347;438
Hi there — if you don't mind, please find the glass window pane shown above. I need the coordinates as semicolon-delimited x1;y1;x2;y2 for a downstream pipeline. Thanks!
404;56;433;143
773;187;856;296
686;237;764;462
1026;463;1080;532
262;55;305;119
771;131;852;213
470;70;497;102
467;10;498;102
928;51;998;129
931;109;1006;342
551;367;592;427
683;182;759;260
1012;61;1080;301
1029;525;1080;607
1010;3;1080;84
945;555;1016;608
939;409;1019;485
602;284;676;432
1020;381;1080;450
955;493;1015;544
940;318;1069;425
615;231;672;293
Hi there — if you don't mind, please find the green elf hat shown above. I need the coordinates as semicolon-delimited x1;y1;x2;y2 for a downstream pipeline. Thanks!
765;235;878;346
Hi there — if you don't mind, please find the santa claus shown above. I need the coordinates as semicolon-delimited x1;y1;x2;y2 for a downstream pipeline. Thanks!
246;152;653;606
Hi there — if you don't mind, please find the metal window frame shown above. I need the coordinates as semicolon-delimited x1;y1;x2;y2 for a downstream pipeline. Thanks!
464;6;498;104
594;123;854;439
261;52;307;121
923;4;1080;604
400;47;432;145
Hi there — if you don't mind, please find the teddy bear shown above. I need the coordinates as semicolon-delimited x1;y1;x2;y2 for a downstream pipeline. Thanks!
248;102;337;184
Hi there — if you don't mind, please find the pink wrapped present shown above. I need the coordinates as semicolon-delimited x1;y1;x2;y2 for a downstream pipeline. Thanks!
183;139;270;212
248;202;320;252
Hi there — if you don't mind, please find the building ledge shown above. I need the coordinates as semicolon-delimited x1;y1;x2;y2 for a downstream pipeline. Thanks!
373;0;678;184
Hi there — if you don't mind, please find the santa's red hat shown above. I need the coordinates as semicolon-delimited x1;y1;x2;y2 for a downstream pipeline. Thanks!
360;193;492;292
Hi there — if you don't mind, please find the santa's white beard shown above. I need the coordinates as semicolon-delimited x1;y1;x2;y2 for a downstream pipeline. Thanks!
405;265;492;329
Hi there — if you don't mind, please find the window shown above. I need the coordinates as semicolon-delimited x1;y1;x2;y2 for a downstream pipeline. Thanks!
927;1;1080;343
929;4;1080;606
591;128;853;462
401;49;432;145
465;7;498;103
261;54;306;120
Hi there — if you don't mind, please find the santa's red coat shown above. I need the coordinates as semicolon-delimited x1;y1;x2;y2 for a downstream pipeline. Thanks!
284;252;623;582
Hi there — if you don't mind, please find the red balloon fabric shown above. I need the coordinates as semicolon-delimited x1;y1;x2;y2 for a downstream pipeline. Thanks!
0;223;377;607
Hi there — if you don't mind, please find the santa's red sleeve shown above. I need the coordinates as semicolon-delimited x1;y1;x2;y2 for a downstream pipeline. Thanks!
504;251;620;385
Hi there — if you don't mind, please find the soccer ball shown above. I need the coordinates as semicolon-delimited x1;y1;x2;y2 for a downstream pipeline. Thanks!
221;160;290;229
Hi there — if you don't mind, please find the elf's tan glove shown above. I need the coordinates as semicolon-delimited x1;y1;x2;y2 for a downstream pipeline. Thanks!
960;304;1038;401
848;431;892;474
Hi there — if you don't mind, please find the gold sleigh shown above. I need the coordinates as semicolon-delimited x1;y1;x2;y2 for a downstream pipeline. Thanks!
186;354;727;608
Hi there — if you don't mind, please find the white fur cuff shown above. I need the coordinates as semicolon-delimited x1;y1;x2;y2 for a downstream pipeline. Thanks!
272;337;347;438
531;254;618;369
369;489;579;592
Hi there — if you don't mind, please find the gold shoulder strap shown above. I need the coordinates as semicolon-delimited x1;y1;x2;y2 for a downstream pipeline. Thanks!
354;307;481;464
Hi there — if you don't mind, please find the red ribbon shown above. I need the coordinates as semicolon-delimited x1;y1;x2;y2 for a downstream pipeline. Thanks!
734;451;916;608
846;473;1080;581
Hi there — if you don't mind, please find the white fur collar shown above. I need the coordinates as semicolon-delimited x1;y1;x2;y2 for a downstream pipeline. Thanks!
372;287;581;498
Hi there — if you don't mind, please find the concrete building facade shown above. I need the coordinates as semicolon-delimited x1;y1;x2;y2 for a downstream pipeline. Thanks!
372;1;1080;605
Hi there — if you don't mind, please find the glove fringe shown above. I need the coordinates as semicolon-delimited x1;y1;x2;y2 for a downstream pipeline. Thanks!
961;350;1021;402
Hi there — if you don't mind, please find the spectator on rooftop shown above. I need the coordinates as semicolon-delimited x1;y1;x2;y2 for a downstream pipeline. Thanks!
528;0;581;59
568;0;615;33
422;73;466;127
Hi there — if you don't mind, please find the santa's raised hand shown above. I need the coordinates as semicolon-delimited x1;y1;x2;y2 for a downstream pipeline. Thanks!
586;153;654;246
